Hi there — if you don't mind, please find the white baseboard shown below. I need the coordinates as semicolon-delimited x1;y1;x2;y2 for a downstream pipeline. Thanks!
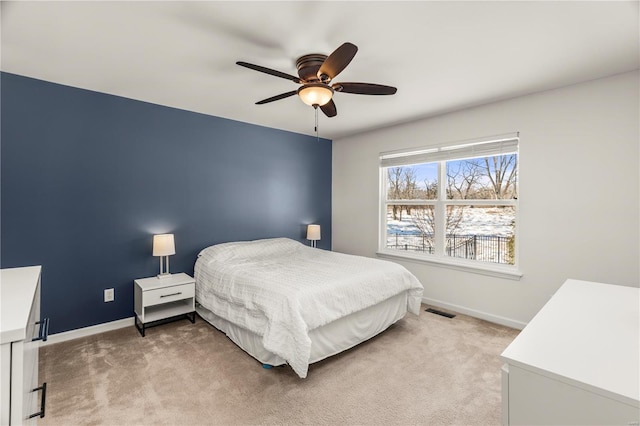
41;300;524;346
422;297;527;330
41;317;135;346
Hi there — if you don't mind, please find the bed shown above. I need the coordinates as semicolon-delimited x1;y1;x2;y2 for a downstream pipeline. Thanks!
194;237;424;378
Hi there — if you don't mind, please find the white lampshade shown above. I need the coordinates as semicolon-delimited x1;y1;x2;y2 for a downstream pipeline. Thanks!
153;234;175;256
298;84;334;107
306;224;321;241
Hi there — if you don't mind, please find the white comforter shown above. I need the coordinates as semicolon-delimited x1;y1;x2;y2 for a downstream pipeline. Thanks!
194;238;424;378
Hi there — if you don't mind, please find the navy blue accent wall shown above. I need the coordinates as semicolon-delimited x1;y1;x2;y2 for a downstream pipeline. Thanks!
1;72;332;334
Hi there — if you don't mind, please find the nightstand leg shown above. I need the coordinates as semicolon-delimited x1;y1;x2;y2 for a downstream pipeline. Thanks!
187;311;195;324
134;314;146;337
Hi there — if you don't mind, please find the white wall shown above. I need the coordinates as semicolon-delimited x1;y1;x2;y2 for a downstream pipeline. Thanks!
332;71;639;328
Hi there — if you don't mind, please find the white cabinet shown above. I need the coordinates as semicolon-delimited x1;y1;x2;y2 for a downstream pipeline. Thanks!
501;279;639;425
134;273;195;337
1;266;48;425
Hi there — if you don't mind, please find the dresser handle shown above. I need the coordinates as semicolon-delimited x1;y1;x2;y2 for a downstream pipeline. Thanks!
160;292;182;298
28;382;47;418
32;317;50;342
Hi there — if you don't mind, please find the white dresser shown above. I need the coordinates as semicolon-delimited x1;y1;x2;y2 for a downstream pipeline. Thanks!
1;266;48;425
501;279;639;425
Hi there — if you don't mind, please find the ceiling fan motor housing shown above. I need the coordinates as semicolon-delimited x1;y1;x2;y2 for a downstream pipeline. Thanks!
295;54;328;82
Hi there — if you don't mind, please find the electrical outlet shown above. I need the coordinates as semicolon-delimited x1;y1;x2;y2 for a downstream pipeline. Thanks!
104;288;114;302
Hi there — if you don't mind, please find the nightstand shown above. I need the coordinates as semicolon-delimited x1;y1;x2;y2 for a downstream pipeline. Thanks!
134;273;196;337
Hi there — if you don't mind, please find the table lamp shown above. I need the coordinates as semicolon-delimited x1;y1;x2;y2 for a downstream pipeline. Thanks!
306;224;321;248
153;234;175;278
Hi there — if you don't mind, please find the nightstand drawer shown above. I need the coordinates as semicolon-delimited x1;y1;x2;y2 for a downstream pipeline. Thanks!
143;283;194;307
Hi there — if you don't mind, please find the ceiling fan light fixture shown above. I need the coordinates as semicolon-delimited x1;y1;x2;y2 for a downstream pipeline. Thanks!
297;83;334;107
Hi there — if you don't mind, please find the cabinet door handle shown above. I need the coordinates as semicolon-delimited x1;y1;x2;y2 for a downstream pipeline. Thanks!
160;292;182;298
28;382;47;419
32;317;50;342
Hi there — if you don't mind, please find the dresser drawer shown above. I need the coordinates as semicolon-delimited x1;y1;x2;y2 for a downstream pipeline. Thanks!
143;283;194;307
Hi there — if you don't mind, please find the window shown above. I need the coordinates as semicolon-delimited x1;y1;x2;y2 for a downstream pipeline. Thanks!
379;134;519;275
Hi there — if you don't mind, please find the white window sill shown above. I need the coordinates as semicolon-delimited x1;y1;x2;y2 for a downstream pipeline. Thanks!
376;250;523;280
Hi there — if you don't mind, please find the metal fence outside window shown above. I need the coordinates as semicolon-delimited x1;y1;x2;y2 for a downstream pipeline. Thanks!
386;232;512;264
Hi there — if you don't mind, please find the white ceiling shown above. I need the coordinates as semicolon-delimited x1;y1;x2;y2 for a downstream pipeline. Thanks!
1;1;638;139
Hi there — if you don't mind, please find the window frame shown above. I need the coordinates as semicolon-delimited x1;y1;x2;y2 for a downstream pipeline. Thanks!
377;134;522;280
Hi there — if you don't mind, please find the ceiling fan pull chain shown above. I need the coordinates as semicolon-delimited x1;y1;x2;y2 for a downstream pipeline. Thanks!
314;105;319;142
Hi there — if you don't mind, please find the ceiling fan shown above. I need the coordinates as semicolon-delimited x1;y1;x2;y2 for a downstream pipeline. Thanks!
236;42;397;118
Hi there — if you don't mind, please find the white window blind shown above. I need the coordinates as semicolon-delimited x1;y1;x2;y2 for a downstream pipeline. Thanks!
380;133;519;167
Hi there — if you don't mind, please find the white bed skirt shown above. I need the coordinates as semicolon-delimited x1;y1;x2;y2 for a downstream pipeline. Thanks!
196;291;409;368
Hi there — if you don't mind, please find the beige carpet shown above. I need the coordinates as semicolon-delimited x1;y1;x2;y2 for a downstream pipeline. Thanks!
39;306;519;425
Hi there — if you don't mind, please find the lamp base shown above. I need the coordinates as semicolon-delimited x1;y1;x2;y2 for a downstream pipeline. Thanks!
157;255;172;279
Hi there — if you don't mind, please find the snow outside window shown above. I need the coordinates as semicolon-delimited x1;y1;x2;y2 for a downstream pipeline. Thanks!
379;134;519;274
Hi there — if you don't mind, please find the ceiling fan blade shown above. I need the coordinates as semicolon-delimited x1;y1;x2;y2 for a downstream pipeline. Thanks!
320;99;337;118
333;82;397;95
236;61;301;84
255;91;298;105
317;42;358;82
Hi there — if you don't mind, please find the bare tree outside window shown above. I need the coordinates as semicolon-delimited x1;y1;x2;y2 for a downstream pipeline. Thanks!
410;204;465;241
387;167;403;220
446;156;518;200
484;154;518;199
447;160;482;199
